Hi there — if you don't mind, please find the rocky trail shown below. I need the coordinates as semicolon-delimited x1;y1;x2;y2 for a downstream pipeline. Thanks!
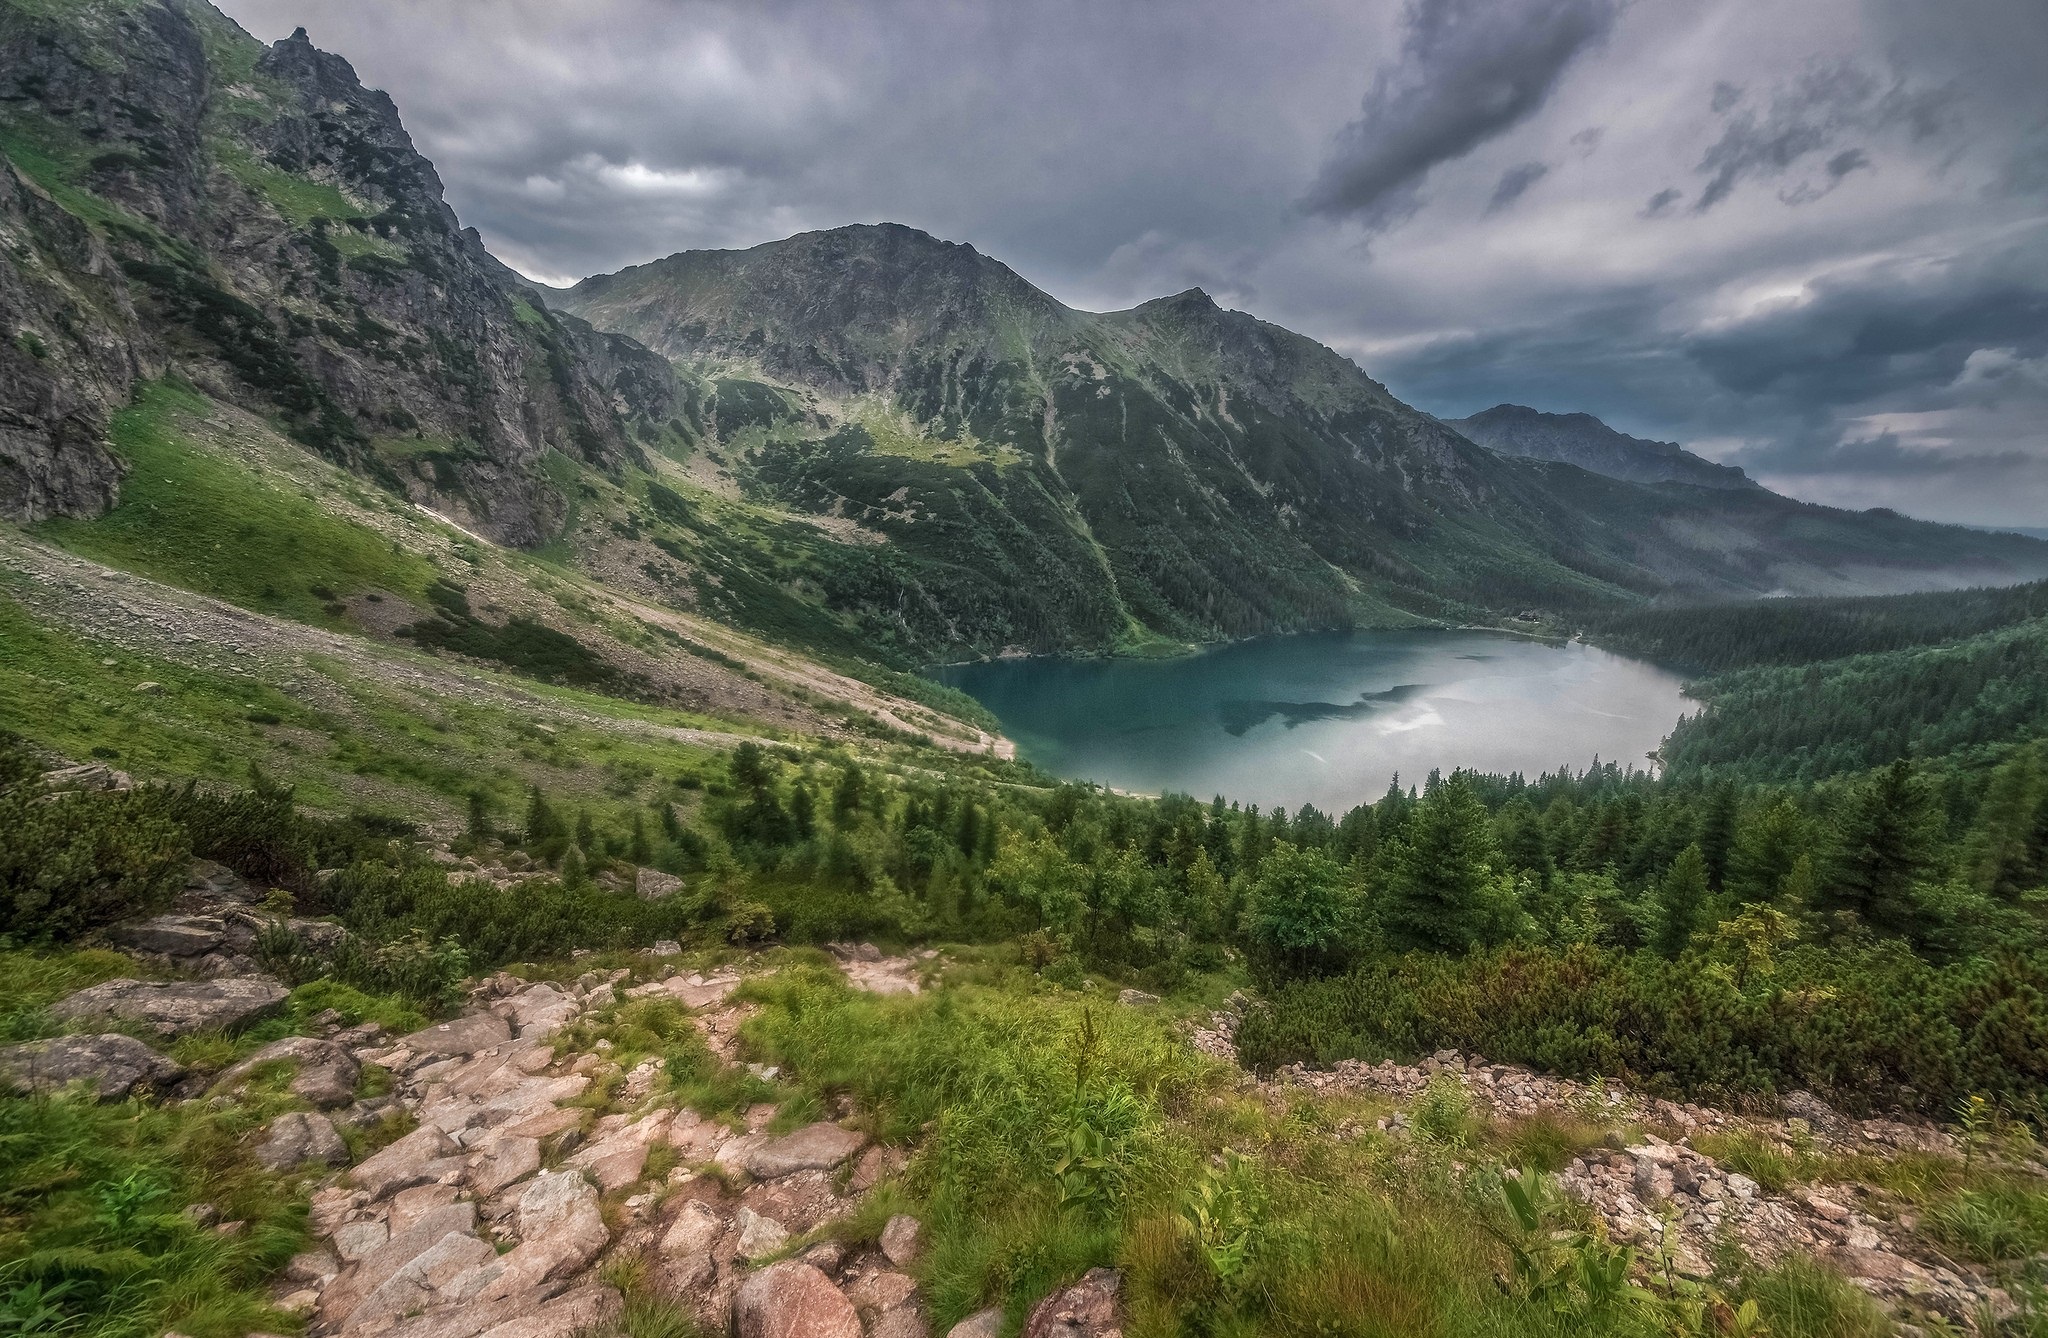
0;855;1117;1338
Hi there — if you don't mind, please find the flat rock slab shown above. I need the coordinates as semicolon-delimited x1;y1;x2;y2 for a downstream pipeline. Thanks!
106;914;227;957
50;976;287;1036
0;1033;186;1099
736;1262;861;1338
403;1012;513;1057
352;1125;460;1199
745;1121;866;1179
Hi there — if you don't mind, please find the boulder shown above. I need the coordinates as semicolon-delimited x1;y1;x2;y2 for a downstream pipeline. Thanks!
1023;1268;1122;1338
635;868;684;900
49;976;288;1036
0;1033;185;1099
475;1284;622;1338
402;1013;512;1057
1116;989;1160;1007
106;914;227;957
745;1122;866;1179
880;1214;924;1266
497;984;579;1040
254;1111;349;1170
735;1206;789;1260
948;1310;1005;1338
215;1035;361;1107
734;1262;861;1338
659;1198;727;1258
41;761;133;793
335;1221;390;1262
352;1125;460;1199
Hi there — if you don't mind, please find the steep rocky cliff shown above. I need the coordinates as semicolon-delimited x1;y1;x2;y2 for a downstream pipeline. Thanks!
0;0;672;543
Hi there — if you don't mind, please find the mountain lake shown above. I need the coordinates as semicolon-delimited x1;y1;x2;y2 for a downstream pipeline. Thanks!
936;630;1693;811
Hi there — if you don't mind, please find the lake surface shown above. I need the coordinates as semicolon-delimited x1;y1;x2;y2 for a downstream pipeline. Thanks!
937;631;1691;813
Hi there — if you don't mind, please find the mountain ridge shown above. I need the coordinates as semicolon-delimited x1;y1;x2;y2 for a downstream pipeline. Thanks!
1447;403;1756;491
549;221;2048;655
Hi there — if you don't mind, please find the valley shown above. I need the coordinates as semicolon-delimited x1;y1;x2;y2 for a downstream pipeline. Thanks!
3;4;2048;1338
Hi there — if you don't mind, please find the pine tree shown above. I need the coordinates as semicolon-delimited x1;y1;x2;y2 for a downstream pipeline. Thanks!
832;760;864;820
627;811;653;865
1966;743;2045;900
1654;843;1710;956
1727;796;1810;904
1381;772;1521;954
1823;758;1943;939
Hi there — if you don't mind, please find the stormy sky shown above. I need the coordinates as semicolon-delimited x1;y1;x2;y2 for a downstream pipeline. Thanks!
216;0;2048;528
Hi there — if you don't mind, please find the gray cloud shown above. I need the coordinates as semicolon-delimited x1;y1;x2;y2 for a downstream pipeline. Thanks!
1640;187;1682;217
1485;161;1549;213
1301;0;1616;228
1694;61;1953;212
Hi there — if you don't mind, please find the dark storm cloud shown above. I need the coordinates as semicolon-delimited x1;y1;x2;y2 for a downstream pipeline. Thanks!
1301;0;1616;228
1683;226;2048;408
1485;161;1549;214
1693;61;1952;212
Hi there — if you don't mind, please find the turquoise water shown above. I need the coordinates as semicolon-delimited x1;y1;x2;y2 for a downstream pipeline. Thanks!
937;630;1691;812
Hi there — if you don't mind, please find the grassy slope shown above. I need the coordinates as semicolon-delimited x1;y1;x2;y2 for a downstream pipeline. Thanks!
38;382;437;626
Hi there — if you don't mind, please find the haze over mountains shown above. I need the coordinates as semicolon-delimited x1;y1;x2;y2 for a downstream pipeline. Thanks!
3;0;2046;674
1445;405;1755;492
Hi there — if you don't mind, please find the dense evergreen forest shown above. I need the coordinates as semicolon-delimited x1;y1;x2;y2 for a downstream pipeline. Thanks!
1594;579;2048;673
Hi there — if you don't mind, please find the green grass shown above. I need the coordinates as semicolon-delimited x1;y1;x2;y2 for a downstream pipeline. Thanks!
212;142;364;228
0;1085;310;1338
37;381;437;625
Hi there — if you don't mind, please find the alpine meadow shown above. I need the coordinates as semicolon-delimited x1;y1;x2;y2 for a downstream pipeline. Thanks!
5;3;2048;1338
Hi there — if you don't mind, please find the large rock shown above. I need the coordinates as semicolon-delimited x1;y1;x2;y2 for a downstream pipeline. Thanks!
476;1171;608;1300
106;914;227;957
881;1214;924;1266
0;1033;185;1099
320;1202;479;1327
635;868;684;900
498;985;579;1040
745;1122;867;1179
734;1262;861;1338
402;1012;512;1057
215;1035;361;1107
347;1230;499;1332
255;1111;349;1169
948;1310;1005;1338
183;859;259;906
49;975;287;1036
1022;1269;1122;1338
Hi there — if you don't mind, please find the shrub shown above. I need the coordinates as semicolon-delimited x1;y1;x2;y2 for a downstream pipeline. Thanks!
1235;941;2048;1120
0;740;188;942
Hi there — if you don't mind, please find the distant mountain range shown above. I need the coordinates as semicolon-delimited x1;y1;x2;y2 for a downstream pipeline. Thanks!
1446;405;1755;491
4;1;2047;666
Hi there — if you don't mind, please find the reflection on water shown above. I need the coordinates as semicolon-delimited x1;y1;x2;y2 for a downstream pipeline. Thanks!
936;630;1691;812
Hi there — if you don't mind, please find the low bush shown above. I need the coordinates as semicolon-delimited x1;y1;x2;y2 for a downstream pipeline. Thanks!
1235;942;2048;1120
